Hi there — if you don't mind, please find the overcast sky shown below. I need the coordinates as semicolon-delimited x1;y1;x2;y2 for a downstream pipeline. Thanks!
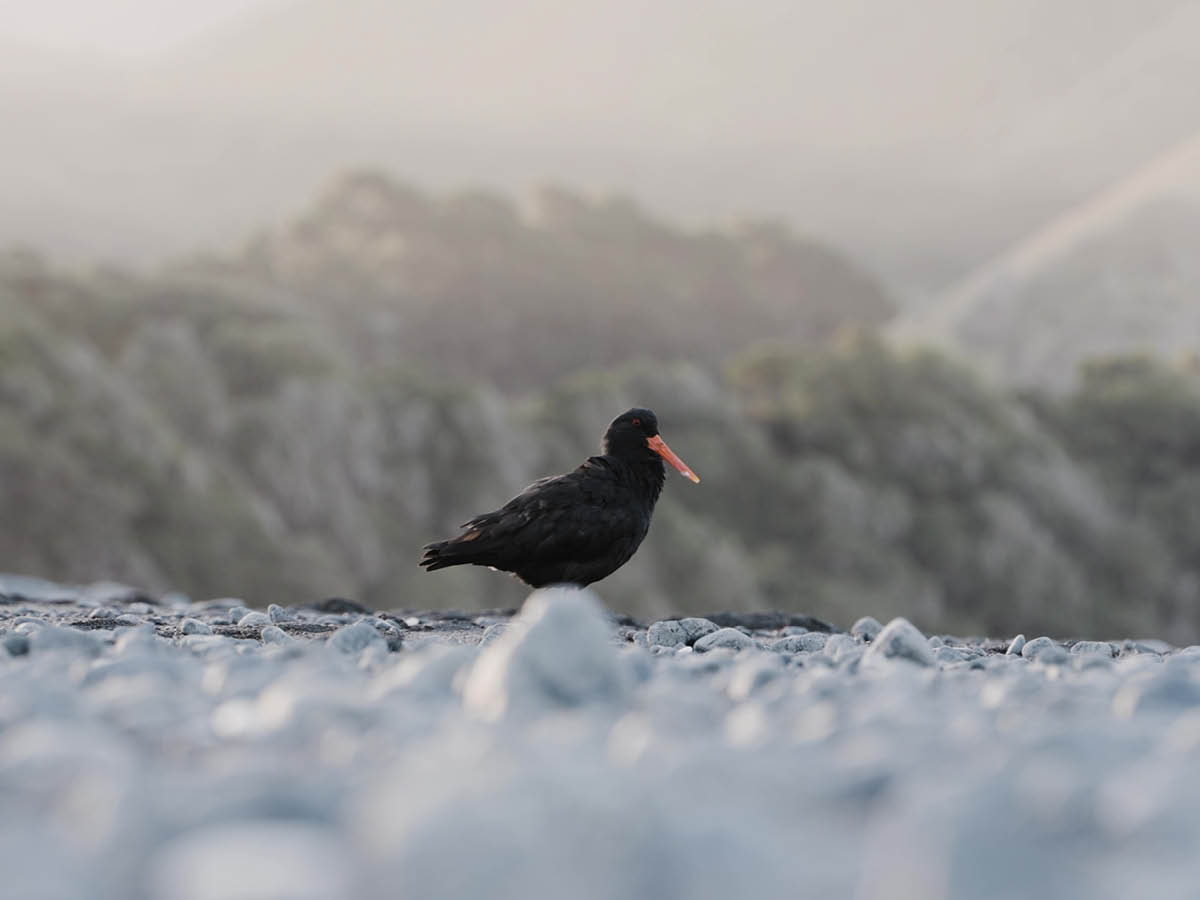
1;0;1195;298
0;0;275;55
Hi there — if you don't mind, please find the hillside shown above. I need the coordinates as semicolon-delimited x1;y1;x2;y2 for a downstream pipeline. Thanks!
3;0;1200;295
188;172;892;388
895;132;1200;387
0;176;892;616
6;218;1200;638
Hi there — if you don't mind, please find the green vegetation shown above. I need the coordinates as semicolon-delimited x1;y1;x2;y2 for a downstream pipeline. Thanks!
3;177;1199;641
226;171;893;389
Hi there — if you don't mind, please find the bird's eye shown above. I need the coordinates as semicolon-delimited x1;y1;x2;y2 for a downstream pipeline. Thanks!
632;418;641;426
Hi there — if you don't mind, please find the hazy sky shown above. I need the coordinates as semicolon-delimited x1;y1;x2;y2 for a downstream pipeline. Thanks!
1;0;1196;301
0;0;273;55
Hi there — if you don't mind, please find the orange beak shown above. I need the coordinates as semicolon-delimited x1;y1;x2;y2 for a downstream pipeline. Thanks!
647;435;700;483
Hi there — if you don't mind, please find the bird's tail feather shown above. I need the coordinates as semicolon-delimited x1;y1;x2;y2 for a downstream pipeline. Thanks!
419;538;482;572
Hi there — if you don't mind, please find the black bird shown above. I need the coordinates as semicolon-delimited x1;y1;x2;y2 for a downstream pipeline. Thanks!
419;408;700;587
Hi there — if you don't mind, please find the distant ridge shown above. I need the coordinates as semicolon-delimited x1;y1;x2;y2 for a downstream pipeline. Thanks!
898;129;1200;345
891;128;1200;386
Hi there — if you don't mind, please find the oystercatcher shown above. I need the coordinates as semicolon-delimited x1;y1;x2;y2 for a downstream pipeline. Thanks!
419;408;699;587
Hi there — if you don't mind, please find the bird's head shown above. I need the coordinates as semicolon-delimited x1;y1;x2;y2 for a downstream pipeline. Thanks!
603;408;700;483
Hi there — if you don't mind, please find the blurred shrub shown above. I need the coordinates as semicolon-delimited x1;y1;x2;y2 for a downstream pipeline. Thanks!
225;171;893;389
6;200;1200;640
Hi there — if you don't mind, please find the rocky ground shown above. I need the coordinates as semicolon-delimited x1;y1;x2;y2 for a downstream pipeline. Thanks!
1;574;1197;900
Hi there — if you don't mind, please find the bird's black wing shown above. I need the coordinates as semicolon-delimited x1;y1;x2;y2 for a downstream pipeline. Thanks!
469;459;636;552
421;458;638;575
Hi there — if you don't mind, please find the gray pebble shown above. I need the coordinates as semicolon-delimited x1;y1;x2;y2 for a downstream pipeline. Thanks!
850;617;882;642
1074;653;1113;671
238;612;273;628
1114;670;1200;715
935;646;970;664
267;604;293;624
679;617;720;645
179;618;213;636
3;632;29;656
328;621;388;655
694;628;756;653
1021;636;1060;660
1006;634;1026;656
463;588;631;718
1071;641;1115;658
728;656;784;700
769;633;827;654
1120;639;1173;656
27;624;105;656
647;620;688;649
862;618;936;667
824;633;859;661
228;606;252;623
479;623;508;648
89;607;119;619
260;625;289;644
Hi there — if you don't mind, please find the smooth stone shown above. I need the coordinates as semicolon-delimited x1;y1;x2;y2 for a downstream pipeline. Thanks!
478;623;508;648
27;624;105;656
227;605;252;623
260;625;289;644
463;587;629;720
374;644;476;701
850;617;883;642
1114;670;1200;716
1006;634;1026;656
89;607;119;619
769;633;827;654
935;646;970;664
693;628;757;653
862;618;935;667
3;632;30;656
824;633;859;661
647;620;688;649
1034;646;1070;665
179;634;236;652
327;621;388;655
679;617;720;645
728;656;785;700
146;822;353;900
1074;653;1113;671
1120;639;1172;656
179;618;212;636
114;624;164;654
267;604;293;624
1071;641;1115;658
1021;636;1061;660
238;612;273;628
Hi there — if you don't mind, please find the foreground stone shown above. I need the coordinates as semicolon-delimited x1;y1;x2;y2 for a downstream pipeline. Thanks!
0;577;1196;900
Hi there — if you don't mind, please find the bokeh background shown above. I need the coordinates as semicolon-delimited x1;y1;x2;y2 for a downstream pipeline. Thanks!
4;0;1200;639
